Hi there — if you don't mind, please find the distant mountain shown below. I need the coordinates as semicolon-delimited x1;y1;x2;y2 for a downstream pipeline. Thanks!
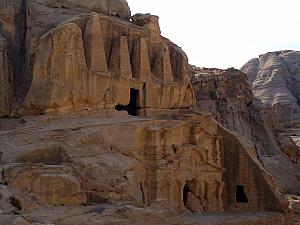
241;50;300;126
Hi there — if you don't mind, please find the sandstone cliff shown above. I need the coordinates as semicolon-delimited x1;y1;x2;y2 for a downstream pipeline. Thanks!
0;110;288;224
0;0;194;116
241;50;300;126
192;65;300;223
241;51;300;164
0;1;296;225
191;67;253;139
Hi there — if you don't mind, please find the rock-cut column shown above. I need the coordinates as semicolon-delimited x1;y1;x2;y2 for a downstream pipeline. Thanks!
0;36;11;116
84;13;109;74
152;42;174;83
109;36;132;105
139;38;156;108
109;36;132;79
162;43;173;82
139;38;151;82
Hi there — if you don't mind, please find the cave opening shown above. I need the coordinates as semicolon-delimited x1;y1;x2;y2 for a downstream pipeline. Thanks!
115;88;140;116
236;185;248;203
183;184;190;207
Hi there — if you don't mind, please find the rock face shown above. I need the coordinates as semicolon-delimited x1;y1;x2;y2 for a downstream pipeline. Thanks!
192;65;300;221
241;51;300;164
0;111;287;223
0;1;296;225
0;0;194;116
45;0;132;19
191;67;253;139
241;51;300;126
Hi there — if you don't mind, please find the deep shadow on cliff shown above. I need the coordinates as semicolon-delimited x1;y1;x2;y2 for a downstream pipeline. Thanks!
0;0;298;224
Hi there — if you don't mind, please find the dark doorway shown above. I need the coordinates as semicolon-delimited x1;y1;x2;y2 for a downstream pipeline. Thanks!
115;88;140;116
183;184;190;207
236;185;248;203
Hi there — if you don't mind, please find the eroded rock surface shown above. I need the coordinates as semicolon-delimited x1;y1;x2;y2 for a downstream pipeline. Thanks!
241;51;300;114
241;51;300;164
191;65;300;222
191;67;252;139
0;0;297;224
0;110;289;224
0;0;194;116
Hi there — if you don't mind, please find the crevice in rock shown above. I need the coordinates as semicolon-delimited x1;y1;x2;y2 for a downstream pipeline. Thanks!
183;183;190;208
139;182;146;205
10;196;22;210
14;0;29;106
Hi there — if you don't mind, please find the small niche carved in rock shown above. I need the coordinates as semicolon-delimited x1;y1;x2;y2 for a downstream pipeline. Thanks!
236;185;248;203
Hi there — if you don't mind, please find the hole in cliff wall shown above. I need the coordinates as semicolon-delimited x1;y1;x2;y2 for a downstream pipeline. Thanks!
115;89;140;116
183;184;190;208
236;185;248;203
183;181;204;212
10;196;22;210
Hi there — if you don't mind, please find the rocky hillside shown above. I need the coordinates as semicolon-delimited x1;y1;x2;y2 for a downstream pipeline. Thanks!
241;50;300;126
191;67;253;139
241;50;300;163
191;64;300;223
241;52;300;222
0;0;194;116
0;0;298;224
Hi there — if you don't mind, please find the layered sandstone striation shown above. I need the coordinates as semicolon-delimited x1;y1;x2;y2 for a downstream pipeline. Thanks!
0;0;296;224
241;51;300;163
241;52;300;222
0;110;288;224
192;65;300;222
191;67;252;139
241;50;300;125
0;0;194;116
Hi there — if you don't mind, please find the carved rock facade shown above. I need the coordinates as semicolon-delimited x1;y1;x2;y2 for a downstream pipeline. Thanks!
0;0;194;116
192;64;300;223
0;0;295;224
0;111;286;217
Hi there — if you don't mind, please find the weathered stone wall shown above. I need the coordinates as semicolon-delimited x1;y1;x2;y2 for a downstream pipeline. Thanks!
192;65;300;198
0;112;286;214
218;126;284;212
0;1;295;224
0;113;222;212
0;0;195;116
191;68;253;139
241;51;300;164
241;51;300;127
143;114;223;212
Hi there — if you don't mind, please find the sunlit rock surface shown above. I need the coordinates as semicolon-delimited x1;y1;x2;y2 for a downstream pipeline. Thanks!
0;1;297;224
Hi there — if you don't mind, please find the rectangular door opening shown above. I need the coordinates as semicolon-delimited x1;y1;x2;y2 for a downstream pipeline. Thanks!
236;185;248;203
115;88;140;116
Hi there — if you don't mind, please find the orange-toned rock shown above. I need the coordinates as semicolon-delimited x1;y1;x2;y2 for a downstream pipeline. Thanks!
0;111;286;214
0;0;194;115
0;1;296;225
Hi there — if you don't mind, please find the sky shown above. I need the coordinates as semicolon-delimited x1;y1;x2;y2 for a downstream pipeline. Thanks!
127;0;300;69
